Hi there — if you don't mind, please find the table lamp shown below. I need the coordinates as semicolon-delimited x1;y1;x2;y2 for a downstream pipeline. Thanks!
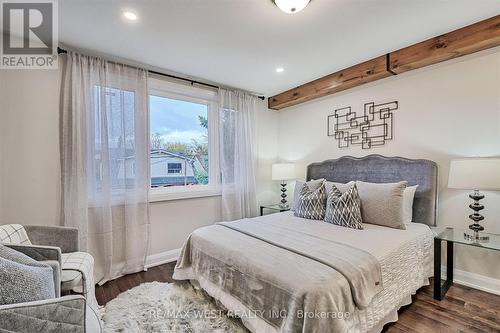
448;158;500;241
272;163;296;208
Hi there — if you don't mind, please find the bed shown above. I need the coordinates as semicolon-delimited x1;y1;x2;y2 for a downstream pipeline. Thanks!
174;155;438;333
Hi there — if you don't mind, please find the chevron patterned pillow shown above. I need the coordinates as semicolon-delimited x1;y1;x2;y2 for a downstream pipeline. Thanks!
294;182;327;220
324;184;363;229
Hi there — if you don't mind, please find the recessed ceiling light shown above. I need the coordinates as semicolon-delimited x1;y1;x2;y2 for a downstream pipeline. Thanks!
273;0;310;14
276;67;285;73
123;11;138;21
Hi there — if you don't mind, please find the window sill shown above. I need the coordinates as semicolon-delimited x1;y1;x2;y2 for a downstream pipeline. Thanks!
149;186;221;202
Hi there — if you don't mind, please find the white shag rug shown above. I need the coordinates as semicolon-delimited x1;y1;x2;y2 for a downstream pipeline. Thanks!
101;281;249;333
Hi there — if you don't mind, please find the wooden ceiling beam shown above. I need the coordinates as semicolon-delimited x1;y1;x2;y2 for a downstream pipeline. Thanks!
268;56;393;110
269;15;500;110
389;15;500;74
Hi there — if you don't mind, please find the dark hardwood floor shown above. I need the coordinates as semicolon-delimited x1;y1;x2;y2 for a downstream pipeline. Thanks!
96;262;500;332
96;262;176;305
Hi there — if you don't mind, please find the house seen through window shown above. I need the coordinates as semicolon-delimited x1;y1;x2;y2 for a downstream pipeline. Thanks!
150;95;209;188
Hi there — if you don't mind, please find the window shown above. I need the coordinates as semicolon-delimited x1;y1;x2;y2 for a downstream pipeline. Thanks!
92;85;136;191
148;78;219;200
167;163;182;174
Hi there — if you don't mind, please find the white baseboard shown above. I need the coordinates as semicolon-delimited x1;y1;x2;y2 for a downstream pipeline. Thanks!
146;248;181;269
441;266;500;296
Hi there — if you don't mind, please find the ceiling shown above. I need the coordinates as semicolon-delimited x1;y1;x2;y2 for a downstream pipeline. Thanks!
60;0;500;96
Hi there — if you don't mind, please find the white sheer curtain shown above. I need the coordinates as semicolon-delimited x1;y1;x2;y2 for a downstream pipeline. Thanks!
61;51;150;284
219;88;258;220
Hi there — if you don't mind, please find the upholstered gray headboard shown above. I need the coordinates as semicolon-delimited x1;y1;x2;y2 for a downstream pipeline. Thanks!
306;155;438;226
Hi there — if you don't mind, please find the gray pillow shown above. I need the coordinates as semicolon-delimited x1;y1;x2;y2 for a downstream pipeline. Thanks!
356;181;408;229
0;244;56;305
294;183;327;220
291;179;324;211
324;184;363;229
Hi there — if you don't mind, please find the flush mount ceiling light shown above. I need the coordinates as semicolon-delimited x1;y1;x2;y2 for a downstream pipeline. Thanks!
276;67;284;73
273;0;311;14
123;11;138;21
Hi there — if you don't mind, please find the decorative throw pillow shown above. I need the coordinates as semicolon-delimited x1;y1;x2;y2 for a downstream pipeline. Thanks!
291;179;325;211
0;244;55;305
324;181;356;195
403;185;418;224
324;184;363;229
294;183;327;220
356;181;408;230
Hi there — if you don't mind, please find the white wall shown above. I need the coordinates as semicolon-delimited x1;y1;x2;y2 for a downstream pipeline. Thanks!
148;196;221;256
255;99;280;206
276;47;500;280
0;70;61;227
0;71;5;220
0;71;277;261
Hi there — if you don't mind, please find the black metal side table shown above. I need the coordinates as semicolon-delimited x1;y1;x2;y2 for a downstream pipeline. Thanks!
434;227;500;300
260;204;290;216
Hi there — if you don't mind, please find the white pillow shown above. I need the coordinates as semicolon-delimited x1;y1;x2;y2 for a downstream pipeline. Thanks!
403;185;418;224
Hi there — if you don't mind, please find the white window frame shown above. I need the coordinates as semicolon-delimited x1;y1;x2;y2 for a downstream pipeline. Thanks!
148;77;221;202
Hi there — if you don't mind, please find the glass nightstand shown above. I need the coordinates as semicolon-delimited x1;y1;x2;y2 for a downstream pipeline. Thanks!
260;204;291;216
434;227;500;300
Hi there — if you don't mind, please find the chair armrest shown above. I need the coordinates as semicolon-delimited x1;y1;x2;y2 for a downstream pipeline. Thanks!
41;260;61;297
24;225;79;253
4;243;62;263
0;295;86;332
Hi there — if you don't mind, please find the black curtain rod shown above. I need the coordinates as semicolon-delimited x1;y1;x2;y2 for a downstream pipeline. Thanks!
57;47;265;100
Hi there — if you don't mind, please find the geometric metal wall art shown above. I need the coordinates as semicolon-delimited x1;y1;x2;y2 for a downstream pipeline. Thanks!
327;101;399;149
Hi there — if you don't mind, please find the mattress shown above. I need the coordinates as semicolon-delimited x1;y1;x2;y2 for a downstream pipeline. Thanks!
263;212;434;332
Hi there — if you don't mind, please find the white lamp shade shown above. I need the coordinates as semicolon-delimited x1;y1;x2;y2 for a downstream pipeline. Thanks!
274;0;310;14
272;163;295;181
448;158;500;190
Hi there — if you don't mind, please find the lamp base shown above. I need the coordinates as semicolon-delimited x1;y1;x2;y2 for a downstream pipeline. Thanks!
464;231;489;242
465;190;488;242
279;182;288;208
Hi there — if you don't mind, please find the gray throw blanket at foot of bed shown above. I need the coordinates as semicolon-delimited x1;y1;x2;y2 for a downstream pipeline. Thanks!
174;218;382;333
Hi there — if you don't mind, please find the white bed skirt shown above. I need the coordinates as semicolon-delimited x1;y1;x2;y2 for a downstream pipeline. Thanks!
367;278;430;333
182;274;431;333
